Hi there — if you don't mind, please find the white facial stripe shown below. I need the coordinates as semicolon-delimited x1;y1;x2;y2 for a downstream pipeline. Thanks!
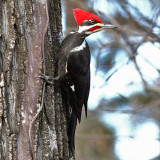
78;24;98;33
70;41;86;52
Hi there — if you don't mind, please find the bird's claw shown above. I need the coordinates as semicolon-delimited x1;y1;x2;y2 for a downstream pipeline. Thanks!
41;73;51;80
39;73;54;85
39;73;60;85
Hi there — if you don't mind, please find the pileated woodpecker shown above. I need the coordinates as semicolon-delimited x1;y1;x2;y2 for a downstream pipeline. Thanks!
43;8;117;153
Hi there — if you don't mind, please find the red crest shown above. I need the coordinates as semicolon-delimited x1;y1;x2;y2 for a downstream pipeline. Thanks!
73;8;102;26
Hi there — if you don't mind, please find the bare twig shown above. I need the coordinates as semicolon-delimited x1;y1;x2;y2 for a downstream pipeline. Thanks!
105;60;128;81
76;133;115;140
76;133;160;141
140;54;160;74
90;100;160;114
132;9;160;57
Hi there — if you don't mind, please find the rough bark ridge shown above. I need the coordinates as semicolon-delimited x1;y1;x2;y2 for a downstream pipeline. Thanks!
0;0;70;159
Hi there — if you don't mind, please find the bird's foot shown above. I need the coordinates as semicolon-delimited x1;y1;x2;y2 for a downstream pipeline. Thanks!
40;73;59;85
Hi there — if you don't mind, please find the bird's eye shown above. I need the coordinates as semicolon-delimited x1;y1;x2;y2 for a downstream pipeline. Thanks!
91;20;94;24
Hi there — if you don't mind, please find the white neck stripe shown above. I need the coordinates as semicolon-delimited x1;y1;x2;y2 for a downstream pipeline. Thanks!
70;41;86;52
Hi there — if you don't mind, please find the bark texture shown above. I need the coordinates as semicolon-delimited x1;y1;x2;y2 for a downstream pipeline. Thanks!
0;0;70;159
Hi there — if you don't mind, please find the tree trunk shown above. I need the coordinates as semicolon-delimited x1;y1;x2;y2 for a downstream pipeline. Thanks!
0;0;70;159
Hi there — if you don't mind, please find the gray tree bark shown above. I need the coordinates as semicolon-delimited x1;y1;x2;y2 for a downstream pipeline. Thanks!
0;0;70;159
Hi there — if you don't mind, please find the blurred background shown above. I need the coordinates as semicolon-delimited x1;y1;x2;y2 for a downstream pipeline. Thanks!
61;0;160;159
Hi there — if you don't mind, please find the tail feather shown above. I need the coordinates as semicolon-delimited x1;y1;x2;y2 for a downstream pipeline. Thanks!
68;111;77;153
62;79;78;154
62;73;89;153
68;88;78;153
84;103;88;118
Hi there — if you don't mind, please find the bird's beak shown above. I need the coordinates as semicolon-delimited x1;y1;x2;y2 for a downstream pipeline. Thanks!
96;23;118;29
93;23;118;32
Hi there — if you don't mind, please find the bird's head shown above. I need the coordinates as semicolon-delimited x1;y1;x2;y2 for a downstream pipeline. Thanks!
73;8;117;35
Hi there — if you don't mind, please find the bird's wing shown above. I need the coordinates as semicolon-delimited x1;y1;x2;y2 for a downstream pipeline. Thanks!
72;72;90;122
67;46;90;122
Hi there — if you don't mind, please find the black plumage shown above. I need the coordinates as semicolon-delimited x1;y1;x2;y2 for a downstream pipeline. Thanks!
42;8;117;155
58;32;90;121
57;32;90;152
